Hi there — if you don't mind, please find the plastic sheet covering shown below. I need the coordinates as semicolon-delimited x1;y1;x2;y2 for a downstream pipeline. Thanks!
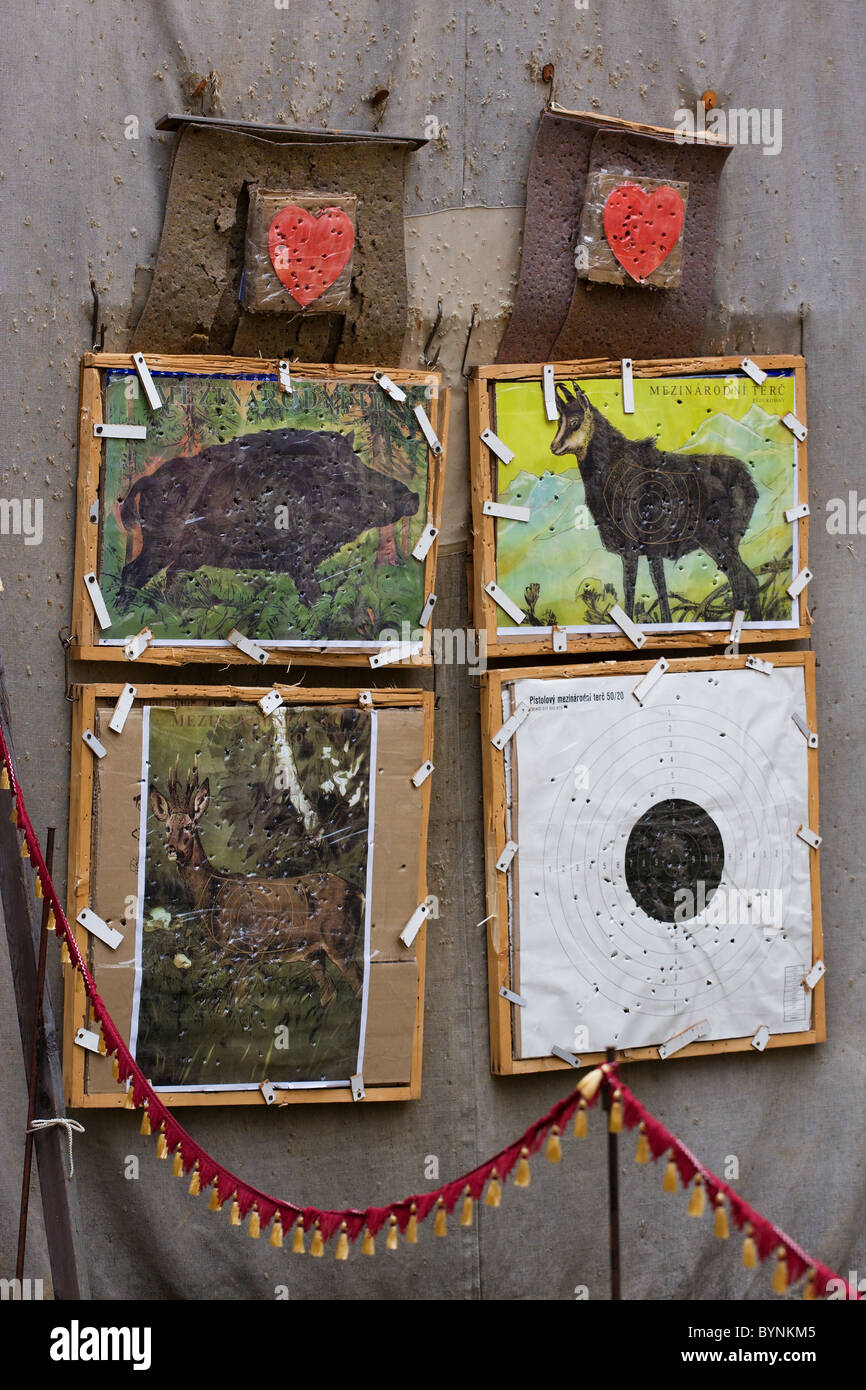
241;189;356;315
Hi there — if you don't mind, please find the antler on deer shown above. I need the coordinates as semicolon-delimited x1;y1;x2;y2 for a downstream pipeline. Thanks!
162;757;204;812
184;755;200;809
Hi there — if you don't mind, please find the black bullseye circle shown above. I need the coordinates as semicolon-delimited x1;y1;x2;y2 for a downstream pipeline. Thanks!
624;797;725;923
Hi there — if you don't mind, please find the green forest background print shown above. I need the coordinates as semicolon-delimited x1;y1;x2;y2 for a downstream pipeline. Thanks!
100;371;431;642
136;703;372;1088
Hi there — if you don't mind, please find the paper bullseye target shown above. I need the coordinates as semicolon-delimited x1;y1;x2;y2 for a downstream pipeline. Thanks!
503;665;817;1059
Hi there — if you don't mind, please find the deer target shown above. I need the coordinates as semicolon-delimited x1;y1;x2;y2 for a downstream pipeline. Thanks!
149;759;364;1007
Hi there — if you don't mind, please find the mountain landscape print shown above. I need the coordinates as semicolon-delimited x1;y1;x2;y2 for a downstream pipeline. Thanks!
492;373;801;630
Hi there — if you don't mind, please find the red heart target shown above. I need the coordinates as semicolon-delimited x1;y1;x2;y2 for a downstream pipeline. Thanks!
268;205;355;307
603;184;685;283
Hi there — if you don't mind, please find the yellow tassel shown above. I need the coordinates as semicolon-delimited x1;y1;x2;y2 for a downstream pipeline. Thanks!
687;1175;706;1218
208;1186;223;1212
460;1187;473;1227
123;1086;136;1110
47;908;56;932
386;1215;399;1250
514;1146;531;1188
61;939;70;966
111;1056;119;1081
249;1205;261;1239
362;1227;375;1256
335;1221;349;1260
310;1222;324;1257
229;1194;241;1227
772;1245;788;1294
97;1031;107;1056
270;1214;283;1249
802;1268;816;1301
0;764;9;789
188;1163;201;1196
434;1199;447;1237
407;1202;419;1243
10;802;18;825
742;1223;758;1268
172;1149;184;1178
156;1126;168;1160
634;1122;650;1164
574;1099;588;1138
139;1107;151;1137
292;1218;305;1254
20;834;29;858
608;1089;623;1134
714;1194;729;1240
546;1125;563;1163
35;875;43;899
662;1150;678;1193
485;1171;502;1207
577;1065;604;1102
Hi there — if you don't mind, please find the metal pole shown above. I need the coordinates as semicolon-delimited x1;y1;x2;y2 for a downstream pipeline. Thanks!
16;827;55;1281
602;1044;621;1299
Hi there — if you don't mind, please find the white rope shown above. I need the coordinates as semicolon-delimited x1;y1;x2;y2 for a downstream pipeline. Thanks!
26;1118;85;1179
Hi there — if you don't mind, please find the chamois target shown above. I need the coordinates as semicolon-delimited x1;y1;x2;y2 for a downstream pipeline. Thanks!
551;382;761;623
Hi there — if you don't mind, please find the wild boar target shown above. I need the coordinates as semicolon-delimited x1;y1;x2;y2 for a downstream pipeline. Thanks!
93;367;438;654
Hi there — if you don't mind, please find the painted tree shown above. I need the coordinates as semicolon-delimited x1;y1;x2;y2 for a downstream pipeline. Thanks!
360;384;419;567
198;380;244;443
212;707;372;886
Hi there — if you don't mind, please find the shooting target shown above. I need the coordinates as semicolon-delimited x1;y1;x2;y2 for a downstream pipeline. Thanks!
480;361;810;654
66;683;435;1106
624;798;725;922
601;456;703;551
503;663;818;1059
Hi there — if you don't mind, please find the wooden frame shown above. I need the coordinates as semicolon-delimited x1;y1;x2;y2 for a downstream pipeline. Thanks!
65;682;435;1108
545;102;732;150
72;354;448;667
469;355;809;658
481;652;824;1074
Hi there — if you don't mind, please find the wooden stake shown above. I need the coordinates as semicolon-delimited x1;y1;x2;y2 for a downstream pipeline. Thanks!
602;1046;621;1300
16;828;54;1282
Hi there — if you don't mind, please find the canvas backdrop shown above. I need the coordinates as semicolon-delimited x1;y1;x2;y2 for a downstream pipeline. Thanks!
0;0;864;1301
